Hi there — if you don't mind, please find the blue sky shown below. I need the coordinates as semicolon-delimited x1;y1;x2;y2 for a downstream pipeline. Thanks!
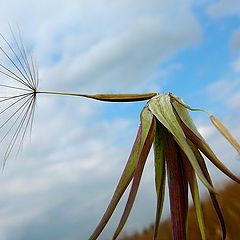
0;1;240;239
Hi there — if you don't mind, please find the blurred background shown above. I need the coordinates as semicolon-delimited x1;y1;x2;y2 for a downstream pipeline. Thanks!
0;0;240;239
121;181;240;240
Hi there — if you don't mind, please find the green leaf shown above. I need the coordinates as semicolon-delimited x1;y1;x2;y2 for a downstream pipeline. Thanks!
112;111;156;239
171;94;240;154
89;106;154;240
189;141;226;240
181;150;206;240
181;119;240;184
171;97;202;137
172;99;240;184
148;94;213;192
170;93;207;113
153;122;166;240
210;115;240;154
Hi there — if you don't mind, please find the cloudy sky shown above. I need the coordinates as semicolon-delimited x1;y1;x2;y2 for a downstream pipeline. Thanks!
0;0;240;239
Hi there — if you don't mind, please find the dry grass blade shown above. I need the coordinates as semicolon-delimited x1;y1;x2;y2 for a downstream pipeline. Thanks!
210;115;240;154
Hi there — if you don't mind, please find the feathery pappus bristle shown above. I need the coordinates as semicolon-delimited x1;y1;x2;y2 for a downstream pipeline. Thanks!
0;29;38;167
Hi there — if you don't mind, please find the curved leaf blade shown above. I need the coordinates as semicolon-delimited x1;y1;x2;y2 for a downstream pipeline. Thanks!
189;141;226;240
171;95;240;154
180;120;240;184
148;95;213;192
172;99;240;184
181;150;206;240
210;115;240;154
89;106;154;240
112;112;156;239
153;122;166;240
165;133;188;240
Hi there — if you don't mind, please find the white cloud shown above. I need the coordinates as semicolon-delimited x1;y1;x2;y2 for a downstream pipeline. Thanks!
207;79;232;96
206;79;239;104
0;0;223;239
201;121;240;186
198;124;215;139
0;109;135;239
204;77;240;187
228;91;240;108
43;15;201;92
0;0;239;237
231;57;240;72
206;0;240;18
1;0;202;93
230;28;240;54
206;61;240;111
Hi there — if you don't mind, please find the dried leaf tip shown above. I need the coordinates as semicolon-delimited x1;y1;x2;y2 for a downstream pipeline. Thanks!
210;115;240;154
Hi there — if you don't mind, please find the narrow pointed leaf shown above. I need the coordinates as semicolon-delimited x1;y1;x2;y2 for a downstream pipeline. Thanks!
190;173;206;240
165;133;188;240
172;99;240;184
171;95;240;154
171;97;206;142
189;141;226;239
153;122;166;240
89;107;154;240
180;119;240;184
181;151;206;240
170;93;208;113
83;93;157;102
112;114;156;239
148;95;214;191
210;115;240;154
172;98;240;153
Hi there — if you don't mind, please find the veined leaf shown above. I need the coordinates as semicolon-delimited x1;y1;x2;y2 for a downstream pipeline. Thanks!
148;94;213;192
89;106;154;240
112;112;156;239
165;133;188;240
210;115;240;154
153;122;166;240
181;150;206;240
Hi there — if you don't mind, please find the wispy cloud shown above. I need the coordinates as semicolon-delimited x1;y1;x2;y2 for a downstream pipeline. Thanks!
206;0;240;18
230;28;240;54
0;1;239;239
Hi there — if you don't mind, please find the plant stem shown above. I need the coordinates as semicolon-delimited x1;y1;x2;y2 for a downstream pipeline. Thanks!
36;91;157;102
